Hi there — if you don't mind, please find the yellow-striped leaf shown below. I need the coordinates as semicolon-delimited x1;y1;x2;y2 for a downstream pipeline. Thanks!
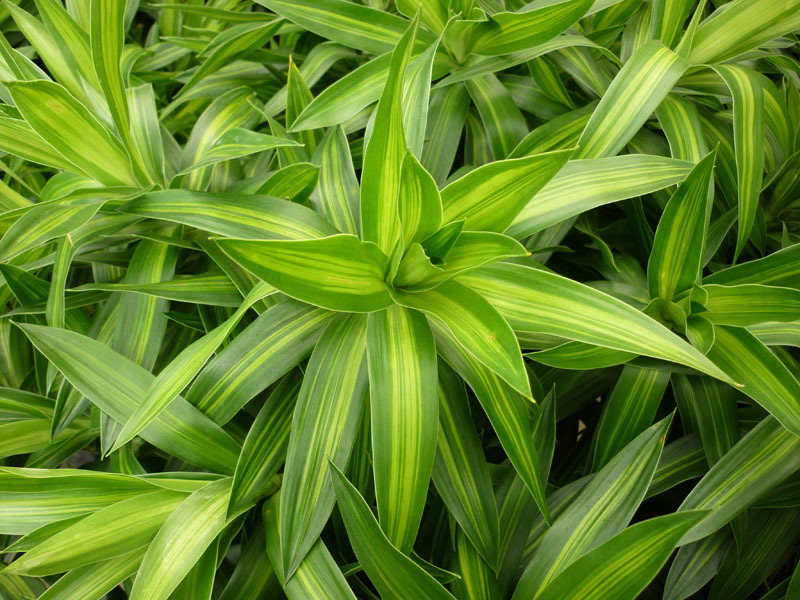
368;305;438;553
330;464;457;600
280;314;368;577
216;235;393;312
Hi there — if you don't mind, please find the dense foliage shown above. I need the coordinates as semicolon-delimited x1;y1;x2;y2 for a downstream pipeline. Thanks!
0;0;799;599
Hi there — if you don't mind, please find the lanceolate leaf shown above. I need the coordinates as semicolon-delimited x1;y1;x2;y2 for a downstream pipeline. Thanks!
264;493;356;599
360;14;418;256
130;479;233;600
122;190;336;240
392;280;531;397
449;0;593;58
433;325;550;524
280;314;368;577
330;464;457;600
507;155;693;239
513;416;672;599
703;284;800;326
712;64;765;260
704;244;800;288
216;235;393;312
688;0;800;65
186;301;334;424
228;373;299;515
398;151;442;246
73;273;246;307
441;149;572;233
16;324;240;473
6;80;137;186
590;366;671;471
648;151;715;301
459;263;733;383
368;305;438;553
534;512;707;600
706;325;800;437
312;126;360;235
109;282;273;453
432;361;499;565
4;490;185;576
36;548;145;600
678;417;800;544
576;41;688;159
255;0;422;55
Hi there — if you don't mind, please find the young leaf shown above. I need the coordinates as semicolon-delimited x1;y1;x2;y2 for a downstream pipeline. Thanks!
648;150;716;301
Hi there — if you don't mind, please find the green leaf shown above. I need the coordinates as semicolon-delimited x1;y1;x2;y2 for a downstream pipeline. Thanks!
311;126;360;235
706;325;800;437
507;155;693;239
0;201;101;262
433;324;550;523
122;190;336;239
109;282;272;454
465;74;527;159
90;0;150;184
448;0;593;57
441;149;572;233
36;548;145;600
177;20;282;101
256;163;320;203
576;41;688;159
392;280;530;397
678;417;800;544
0;466;199;535
263;492;357;599
16;324;241;474
709;508;800;600
648;150;715;301
228;373;298;515
712;65;765;260
360;14;418;256
703;284;800;326
330;464;457;600
186;301;334;424
181;128;301;174
216;235;393;312
398;151;443;247
399;232;527;292
432;361;499;565
255;0;424;55
459;263;734;383
0;115;78;172
590;366;671;471
291;53;391;132
128;83;167;186
130;479;233;600
513;415;672;599
535;512;707;600
421;84;470;185
368;305;438;553
656;94;708;162
72;273;247;307
688;0;800;64
704;244;800;288
280;314;368;577
6;80;137;186
664;529;730;600
5;490;185;576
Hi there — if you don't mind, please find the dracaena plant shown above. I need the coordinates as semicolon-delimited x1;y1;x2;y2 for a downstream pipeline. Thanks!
1;0;800;600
